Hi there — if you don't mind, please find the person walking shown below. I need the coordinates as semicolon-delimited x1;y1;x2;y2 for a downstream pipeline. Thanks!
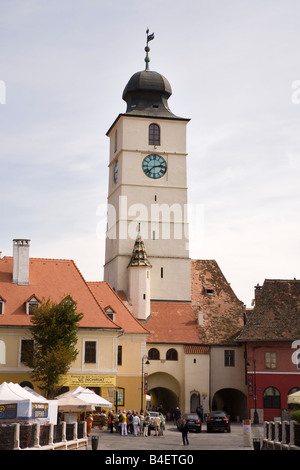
126;410;133;434
180;419;189;445
174;406;181;425
139;413;144;435
143;412;151;437
132;412;140;436
86;413;93;437
108;411;115;433
120;410;127;436
153;414;161;436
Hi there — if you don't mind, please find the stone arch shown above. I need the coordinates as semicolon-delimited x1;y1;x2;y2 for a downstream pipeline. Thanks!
19;381;34;389
147;372;181;413
212;388;247;421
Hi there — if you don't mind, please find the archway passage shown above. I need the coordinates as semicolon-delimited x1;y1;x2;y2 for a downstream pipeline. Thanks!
148;387;178;415
147;372;180;417
212;388;247;421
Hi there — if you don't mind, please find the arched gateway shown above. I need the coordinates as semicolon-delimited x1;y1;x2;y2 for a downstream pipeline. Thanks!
147;372;180;413
212;388;247;421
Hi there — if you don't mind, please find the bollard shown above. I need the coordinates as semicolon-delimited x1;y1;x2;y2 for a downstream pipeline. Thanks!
253;438;261;450
91;435;99;450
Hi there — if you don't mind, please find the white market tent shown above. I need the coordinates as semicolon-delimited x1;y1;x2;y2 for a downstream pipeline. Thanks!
288;390;300;405
23;386;48;401
24;386;58;424
0;382;51;420
57;386;112;408
0;382;48;404
56;394;95;412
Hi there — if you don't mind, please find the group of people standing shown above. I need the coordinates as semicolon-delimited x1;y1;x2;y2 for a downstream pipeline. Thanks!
107;410;162;437
88;404;205;445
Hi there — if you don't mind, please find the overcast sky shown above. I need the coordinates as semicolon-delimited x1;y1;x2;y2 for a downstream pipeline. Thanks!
1;0;300;306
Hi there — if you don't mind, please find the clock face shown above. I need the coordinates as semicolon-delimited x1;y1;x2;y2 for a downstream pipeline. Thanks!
142;154;167;179
114;160;118;183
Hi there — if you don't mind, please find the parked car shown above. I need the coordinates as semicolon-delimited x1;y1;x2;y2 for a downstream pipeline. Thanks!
148;411;165;430
177;413;202;433
206;411;231;433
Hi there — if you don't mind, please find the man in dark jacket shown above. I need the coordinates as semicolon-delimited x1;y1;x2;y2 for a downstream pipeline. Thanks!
180;419;189;445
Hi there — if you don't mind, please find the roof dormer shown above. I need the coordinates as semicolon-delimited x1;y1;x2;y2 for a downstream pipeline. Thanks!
0;296;6;315
25;295;40;315
104;306;115;321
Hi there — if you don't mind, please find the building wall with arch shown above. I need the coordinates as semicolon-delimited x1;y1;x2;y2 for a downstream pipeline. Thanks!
146;343;210;414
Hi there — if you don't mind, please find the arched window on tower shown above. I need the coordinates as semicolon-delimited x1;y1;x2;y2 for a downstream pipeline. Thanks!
166;348;178;361
148;348;160;360
149;123;160;146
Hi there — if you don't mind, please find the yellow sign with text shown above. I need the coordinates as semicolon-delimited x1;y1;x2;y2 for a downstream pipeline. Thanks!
60;374;116;388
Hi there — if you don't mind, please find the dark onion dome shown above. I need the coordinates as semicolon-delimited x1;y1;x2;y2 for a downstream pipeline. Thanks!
122;69;181;119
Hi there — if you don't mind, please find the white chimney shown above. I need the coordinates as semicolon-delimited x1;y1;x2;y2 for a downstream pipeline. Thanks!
198;310;204;326
12;239;30;285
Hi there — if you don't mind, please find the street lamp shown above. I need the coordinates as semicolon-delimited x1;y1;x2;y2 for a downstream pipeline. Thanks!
141;355;150;413
252;359;259;424
246;358;259;424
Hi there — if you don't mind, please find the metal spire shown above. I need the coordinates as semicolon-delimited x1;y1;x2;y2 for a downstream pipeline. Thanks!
145;28;154;70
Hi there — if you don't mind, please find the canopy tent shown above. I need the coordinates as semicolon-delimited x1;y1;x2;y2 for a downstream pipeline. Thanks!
0;382;48;404
57;386;112;408
23;386;48;401
24;386;58;424
0;382;50;420
288;390;300;405
56;394;95;412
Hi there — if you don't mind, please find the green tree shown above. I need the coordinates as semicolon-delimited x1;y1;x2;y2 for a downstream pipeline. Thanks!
25;296;83;398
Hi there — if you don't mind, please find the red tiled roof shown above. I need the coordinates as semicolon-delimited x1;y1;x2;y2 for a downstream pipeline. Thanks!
191;259;245;344
0;257;119;330
88;282;150;335
146;301;201;344
184;345;209;354
236;279;300;341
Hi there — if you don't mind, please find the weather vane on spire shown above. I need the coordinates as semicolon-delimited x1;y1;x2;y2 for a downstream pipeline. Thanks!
145;28;155;70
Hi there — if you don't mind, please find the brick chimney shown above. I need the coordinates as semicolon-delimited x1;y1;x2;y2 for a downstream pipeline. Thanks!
254;283;262;304
12;239;30;285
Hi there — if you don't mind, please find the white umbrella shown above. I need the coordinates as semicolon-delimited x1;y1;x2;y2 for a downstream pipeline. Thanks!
74;389;112;408
57;386;112;407
57;395;95;412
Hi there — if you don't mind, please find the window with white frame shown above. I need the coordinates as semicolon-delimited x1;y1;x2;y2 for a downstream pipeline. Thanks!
26;297;40;315
265;351;277;369
0;339;6;364
84;341;97;363
224;349;235;367
0;298;5;314
105;307;115;321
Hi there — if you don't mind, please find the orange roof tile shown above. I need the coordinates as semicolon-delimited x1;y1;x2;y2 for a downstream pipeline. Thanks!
146;301;202;344
0;257;119;330
88;282;150;335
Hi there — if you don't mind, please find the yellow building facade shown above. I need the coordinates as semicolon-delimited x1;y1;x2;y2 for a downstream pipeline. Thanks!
0;241;149;412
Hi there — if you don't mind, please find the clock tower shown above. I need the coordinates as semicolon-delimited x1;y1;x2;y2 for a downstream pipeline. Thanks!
104;33;191;317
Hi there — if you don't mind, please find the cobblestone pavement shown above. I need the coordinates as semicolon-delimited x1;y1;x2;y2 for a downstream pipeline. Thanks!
87;422;264;451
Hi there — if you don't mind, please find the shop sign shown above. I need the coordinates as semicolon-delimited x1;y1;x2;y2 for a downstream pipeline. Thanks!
60;374;116;388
